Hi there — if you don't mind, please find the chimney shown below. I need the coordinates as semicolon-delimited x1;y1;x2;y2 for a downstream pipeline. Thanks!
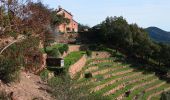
58;5;62;11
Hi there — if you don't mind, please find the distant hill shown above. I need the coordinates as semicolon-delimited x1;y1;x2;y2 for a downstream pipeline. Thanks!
146;27;170;43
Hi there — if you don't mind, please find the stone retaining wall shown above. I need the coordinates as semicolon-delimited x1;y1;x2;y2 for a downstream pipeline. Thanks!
69;55;87;78
62;45;81;58
92;51;111;59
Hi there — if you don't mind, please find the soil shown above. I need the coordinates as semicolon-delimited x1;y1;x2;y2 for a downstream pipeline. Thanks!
0;72;53;100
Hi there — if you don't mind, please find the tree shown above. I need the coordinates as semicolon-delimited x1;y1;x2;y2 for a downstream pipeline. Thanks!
159;44;170;67
78;23;90;32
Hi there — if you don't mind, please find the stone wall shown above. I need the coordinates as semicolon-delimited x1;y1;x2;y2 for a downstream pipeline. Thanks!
91;51;111;59
62;45;81;58
69;55;87;78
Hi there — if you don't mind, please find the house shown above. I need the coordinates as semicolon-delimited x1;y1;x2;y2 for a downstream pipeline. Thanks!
56;6;78;33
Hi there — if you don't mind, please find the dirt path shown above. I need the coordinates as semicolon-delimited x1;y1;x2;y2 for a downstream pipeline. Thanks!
0;72;53;100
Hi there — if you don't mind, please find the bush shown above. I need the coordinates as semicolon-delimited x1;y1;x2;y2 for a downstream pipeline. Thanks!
161;91;170;100
47;47;60;57
40;69;50;81
43;44;68;57
48;77;62;87
84;72;92;78
48;75;87;100
58;44;68;54
86;50;92;57
48;75;110;100
8;31;18;39
0;56;20;83
0;91;10;100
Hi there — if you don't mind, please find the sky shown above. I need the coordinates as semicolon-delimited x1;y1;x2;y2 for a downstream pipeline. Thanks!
41;0;170;31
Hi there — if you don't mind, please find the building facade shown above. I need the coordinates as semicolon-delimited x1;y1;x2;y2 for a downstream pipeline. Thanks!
56;7;78;33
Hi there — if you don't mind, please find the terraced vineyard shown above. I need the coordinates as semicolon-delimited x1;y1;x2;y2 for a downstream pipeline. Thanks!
76;58;170;100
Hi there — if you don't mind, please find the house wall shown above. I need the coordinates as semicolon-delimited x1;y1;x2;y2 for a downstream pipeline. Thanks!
57;8;78;33
72;20;78;32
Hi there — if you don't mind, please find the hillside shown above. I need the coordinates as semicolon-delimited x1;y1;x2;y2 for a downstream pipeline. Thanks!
0;72;52;100
77;56;170;100
146;27;170;43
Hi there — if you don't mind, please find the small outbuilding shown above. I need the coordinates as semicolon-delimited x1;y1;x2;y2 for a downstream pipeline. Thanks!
46;57;64;68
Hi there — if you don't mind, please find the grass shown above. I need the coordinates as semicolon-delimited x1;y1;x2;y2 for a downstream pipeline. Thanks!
142;84;170;100
109;75;156;98
95;74;146;95
76;57;170;100
64;51;85;71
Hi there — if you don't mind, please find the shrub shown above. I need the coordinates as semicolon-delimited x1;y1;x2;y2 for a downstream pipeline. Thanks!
161;91;170;100
43;44;68;57
47;47;60;57
58;44;68;54
48;75;87;100
40;69;50;81
0;91;10;100
8;31;18;39
48;76;62;87
86;50;92;57
0;36;41;82
48;75;110;100
0;56;20;83
84;72;92;78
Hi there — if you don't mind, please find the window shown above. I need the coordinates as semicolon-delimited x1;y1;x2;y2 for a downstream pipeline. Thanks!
66;27;70;31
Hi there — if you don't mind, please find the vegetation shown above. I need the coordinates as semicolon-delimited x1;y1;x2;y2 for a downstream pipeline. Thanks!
1;0;170;99
78;23;90;32
64;51;85;70
0;91;10;100
161;91;170;100
42;44;68;57
47;74;110;100
146;27;170;43
86;50;92;57
0;36;41;83
58;44;69;54
0;56;20;83
77;57;170;100
0;0;68;83
79;16;170;75
40;69;50;82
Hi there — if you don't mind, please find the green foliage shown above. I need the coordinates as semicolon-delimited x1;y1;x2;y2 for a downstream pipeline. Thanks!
58;44;68;54
48;75;109;100
43;44;68;57
0;36;41;82
48;76;63;87
51;11;70;26
84;72;92;78
0;56;20;83
64;51;85;70
86;50;92;57
78;23;90;32
161;91;170;100
79;16;170;73
0;91;10;100
7;31;18;39
47;47;60;57
40;69;50;81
